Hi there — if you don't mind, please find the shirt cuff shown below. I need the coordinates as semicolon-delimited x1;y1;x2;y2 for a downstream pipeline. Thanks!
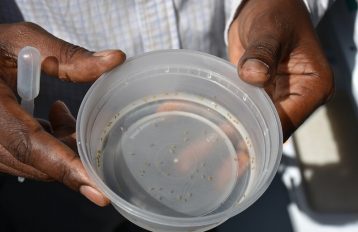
224;0;242;46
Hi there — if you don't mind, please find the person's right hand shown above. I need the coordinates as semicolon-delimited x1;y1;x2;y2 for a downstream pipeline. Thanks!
0;22;126;206
227;0;334;140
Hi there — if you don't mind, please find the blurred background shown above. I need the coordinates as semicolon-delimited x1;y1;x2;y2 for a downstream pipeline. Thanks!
0;0;357;231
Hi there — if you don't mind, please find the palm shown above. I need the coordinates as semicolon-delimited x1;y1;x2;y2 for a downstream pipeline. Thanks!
268;48;329;137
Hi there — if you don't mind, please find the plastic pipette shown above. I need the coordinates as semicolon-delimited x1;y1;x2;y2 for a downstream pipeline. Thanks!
17;46;41;182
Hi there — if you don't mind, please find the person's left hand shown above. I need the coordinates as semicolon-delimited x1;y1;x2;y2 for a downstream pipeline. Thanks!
0;22;126;206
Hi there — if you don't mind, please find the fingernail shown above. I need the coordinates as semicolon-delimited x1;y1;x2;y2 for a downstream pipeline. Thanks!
242;59;269;74
80;185;110;207
240;59;270;85
93;50;117;57
53;101;71;114
93;50;126;63
55;100;66;107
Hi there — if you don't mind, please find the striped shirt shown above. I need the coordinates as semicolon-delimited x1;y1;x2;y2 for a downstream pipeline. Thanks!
14;0;333;59
15;0;236;58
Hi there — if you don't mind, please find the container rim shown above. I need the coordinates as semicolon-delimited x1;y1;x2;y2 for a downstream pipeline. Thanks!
76;49;283;228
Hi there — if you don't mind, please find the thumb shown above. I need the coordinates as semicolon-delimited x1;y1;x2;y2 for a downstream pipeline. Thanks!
238;36;281;87
42;47;126;83
3;22;125;83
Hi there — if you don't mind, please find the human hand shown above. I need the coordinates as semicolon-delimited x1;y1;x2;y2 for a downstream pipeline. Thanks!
0;22;126;206
228;0;334;140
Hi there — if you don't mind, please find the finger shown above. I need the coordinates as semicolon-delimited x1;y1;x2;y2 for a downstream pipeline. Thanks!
42;48;126;83
274;73;329;141
32;128;109;206
155;100;251;192
31;126;109;206
0;83;109;206
0;143;50;180
172;119;240;173
58;135;77;153
49;101;76;138
214;148;250;190
156;101;186;112
238;35;281;87
37;118;53;133
156;101;214;173
0;22;126;84
0;162;43;180
48;101;77;151
233;3;296;88
156;101;241;173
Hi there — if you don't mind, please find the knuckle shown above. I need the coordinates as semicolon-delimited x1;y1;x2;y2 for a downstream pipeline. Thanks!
59;164;70;185
253;39;279;55
58;156;79;190
0;112;43;165
245;37;280;66
57;42;91;81
6;128;32;164
59;42;89;64
11;22;43;41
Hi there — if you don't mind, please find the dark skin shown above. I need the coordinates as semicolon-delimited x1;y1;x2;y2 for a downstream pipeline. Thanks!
0;22;126;206
228;0;334;140
0;0;334;207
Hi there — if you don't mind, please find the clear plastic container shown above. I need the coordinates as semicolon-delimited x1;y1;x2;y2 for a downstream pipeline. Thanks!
77;50;282;232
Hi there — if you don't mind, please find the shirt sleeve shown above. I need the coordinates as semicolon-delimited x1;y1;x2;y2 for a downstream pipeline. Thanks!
303;0;336;26
224;0;336;45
